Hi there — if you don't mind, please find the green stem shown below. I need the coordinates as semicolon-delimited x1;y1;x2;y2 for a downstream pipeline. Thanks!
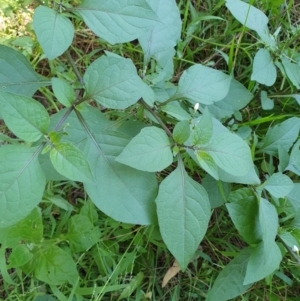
277;235;300;264
65;50;84;85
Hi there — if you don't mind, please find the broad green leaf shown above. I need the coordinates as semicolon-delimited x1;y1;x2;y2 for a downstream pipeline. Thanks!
201;133;253;176
67;215;101;253
227;197;262;245
287;184;300;211
0;146;46;228
251;49;276;86
176;64;231;105
33;6;74;60
228;187;254;202
259;197;278;244
278;144;290;172
0;207;43;248
261;90;274;110
195;150;219;180
226;0;269;36
264;173;294;198
258;117;300;155
8;245;33;268
116;127;173;172
0;45;49;96
285;140;300;175
282;59;300;89
0;91;50;142
51;78;75;107
34;245;78;285
161;101;191;121
206;78;253;119
75;0;158;44
173;120;190;144
50;107;158;225
202;175;231;208
139;0;181;75
50;142;93;183
244;241;282;285
206;248;252;301
190;108;213;145
84;55;143;109
155;158;211;269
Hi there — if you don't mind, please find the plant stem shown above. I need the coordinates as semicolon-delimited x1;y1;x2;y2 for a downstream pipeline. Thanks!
139;99;174;139
277;235;300;264
65;50;84;85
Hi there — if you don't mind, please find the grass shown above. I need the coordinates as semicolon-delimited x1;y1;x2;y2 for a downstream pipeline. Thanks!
1;0;300;300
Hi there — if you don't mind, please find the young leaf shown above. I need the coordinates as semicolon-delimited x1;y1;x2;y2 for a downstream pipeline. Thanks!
51;78;75;107
176;64;231;105
138;0;181;72
206;248;252;301
251;49;276;86
74;0;158;44
258;117;300;155
84;55;143;109
282;59;300;89
226;0;269;36
50;142;93;183
264;173;294;198
244;241;282;285
116;127;173;172
161;101;191;121
155;158;211;270
0;91;50;142
34;245;78;285
33;6;74;60
0;146;46;228
66;215;101;253
0;45;49;97
190;108;213;145
261;90;274;110
173;120;190;144
201;133;254;177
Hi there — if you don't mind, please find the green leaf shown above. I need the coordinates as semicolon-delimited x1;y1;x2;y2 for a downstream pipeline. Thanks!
227;196;262;245
282;59;300;89
285;140;300;175
278;231;300;250
8;245;33;268
190;108;213;145
264;173;294;198
206;248;252;301
0;208;43;248
0;45;49;97
251;49;276;86
226;0;269;35
84;55;144;109
201;133;254;176
34;245;78;285
52;107;158;225
33;6;74;60
244;241;282;285
0;91;50;142
75;0;158;44
161;101;191;121
202;175;231;208
116;126;173;172
51;78;75;107
50;142;93;183
173;120;190;144
139;0;181;75
155;158;211;270
206;78;253;119
278;144;289;173
261;90;274;110
287;184;300;211
0;146;46;228
258;117;300;155
176;64;231;105
117;272;144;301
67;215;101;253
